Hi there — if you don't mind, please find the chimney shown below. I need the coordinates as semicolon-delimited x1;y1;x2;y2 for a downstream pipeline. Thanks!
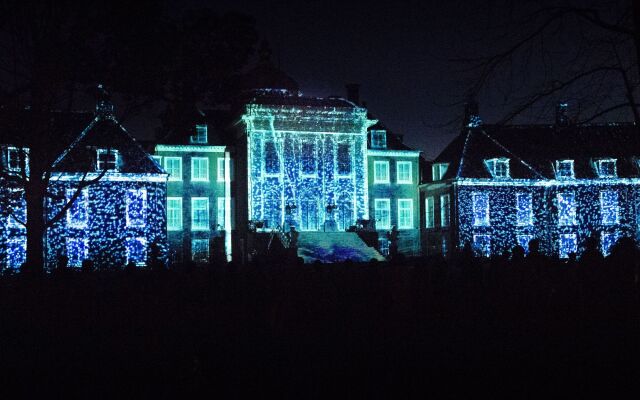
464;100;481;128
95;84;115;118
345;83;360;105
556;102;569;126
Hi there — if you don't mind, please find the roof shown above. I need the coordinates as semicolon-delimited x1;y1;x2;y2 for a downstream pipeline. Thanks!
367;119;416;152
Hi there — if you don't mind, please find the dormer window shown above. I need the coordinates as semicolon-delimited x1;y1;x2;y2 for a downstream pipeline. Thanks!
371;130;387;149
432;162;449;181
595;158;617;178
5;146;29;172
96;149;119;171
190;124;208;144
484;158;510;179
555;160;574;179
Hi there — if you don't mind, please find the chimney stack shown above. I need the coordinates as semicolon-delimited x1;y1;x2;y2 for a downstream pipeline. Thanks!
556;102;569;126
345;83;360;105
464;100;481;128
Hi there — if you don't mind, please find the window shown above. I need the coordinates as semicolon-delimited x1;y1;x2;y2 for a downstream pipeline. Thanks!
126;189;147;228
595;159;617;178
516;193;533;226
557;192;577;226
371;130;387;149
600;190;619;225
432;163;449;181
191;157;209;182
378;237;390;256
472;192;490;226
6;147;28;172
601;232;618;256
167;197;182;231
96;149;119;171
517;235;533;254
164;157;182;181
558;233;577;258
217;197;227;229
217;158;226;182
473;234;491;257
440;194;450;227
66;237;88;267
301;142;317;175
7;237;26;268
126;237;147;266
374;199;391;230
484;158;510;178
425;197;435;228
555;160;575;179
264;141;280;174
373;161;390;183
66;188;89;228
397;161;412;184
398;199;413;229
191;197;209;231
337;143;352;175
192;239;209;262
190;124;208;144
8;189;26;229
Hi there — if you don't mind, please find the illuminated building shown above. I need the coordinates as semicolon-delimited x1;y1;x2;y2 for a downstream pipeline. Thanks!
421;103;640;258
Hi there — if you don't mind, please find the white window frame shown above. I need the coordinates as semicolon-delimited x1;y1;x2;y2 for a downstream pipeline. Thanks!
440;194;450;227
6;146;29;173
558;233;577;259
191;197;210;231
217;157;226;182
96;148;119;171
373;161;390;184
555;160;575;180
126;237;147;266
66;237;89;267
190;124;208;144
557;192;577;226
398;198;414;230
425;196;435;228
191;239;210;262
396;161;412;184
432;163;449;181
472;192;490;227
167;197;183;231
516;192;533;226
595;158;617;178
473;234;492;257
374;198;391;230
371;130;387;149
164;157;183;181
66;188;89;229
126;189;147;228
484;158;510;179
600;190;619;225
191;157;209;182
7;188;26;229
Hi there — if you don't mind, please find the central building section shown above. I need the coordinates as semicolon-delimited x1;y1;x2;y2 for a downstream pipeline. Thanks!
242;96;375;232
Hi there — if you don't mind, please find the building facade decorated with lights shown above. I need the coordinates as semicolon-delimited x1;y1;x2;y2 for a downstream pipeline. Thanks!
421;104;640;259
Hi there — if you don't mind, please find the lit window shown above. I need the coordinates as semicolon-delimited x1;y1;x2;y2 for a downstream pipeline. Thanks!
264;141;280;174
96;149;119;171
425;197;435;228
7;237;26;268
126;237;147;266
191;197;210;231
516;193;533;226
595;159;616;178
484;158;509;178
337;143;352;175
397;161;412;184
217;197;227;229
601;232;618;256
217;158;226;182
373;161;390;183
66;188;89;228
191;157;209;182
432;163;449;181
301;142;317;175
440;194;450;227
167;197;183;231
473;234;491;257
558;233;577;259
557;192;577;226
164;157;182;181
126;189;147;228
398;199;413;229
517;235;533;254
555;160;575;179
600;190;619;225
378;237;390;256
6;147;28;172
7;189;26;229
192;239;209;262
472;192;490;226
374;199;391;229
190;124;208;144
66;237;88;267
371;130;387;149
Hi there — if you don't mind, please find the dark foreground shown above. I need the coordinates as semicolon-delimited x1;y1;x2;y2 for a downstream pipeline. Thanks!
1;254;639;397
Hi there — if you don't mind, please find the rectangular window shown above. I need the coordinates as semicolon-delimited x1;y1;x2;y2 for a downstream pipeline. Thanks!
301;142;317;175
191;197;210;231
217;197;226;229
7;237;26;268
192;239;210;262
557;192;577;226
556;160;575;179
378;237;390;256
164;157;182;181
473;234;491;257
96;149;119;171
559;233;577;258
66;188;89;228
217;158;226;182
6;146;28;172
398;199;414;229
374;199;391;230
191;157;209;182
264;141;280;174
432;163;449;181
472;192;490;226
167;197;183;231
373;161;389;183
7;189;26;229
601;232;618;256
440;194;450;227
126;237;147;266
517;235;533;254
371;130;387;149
425;197;435;228
600;190;619;225
516;193;533;226
337;143;351;175
397;161;412;184
484;158;510;178
126;189;147;228
596;159;616;178
190;124;208;144
66;237;88;267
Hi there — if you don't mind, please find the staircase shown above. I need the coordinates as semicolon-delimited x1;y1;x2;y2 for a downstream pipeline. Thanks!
296;232;386;263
